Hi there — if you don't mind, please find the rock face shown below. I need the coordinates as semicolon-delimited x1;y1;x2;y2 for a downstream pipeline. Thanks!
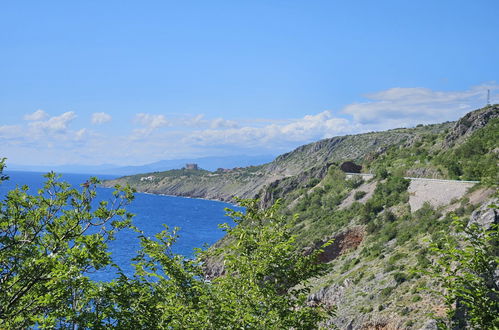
405;167;442;179
258;162;333;208
468;197;498;228
444;104;499;147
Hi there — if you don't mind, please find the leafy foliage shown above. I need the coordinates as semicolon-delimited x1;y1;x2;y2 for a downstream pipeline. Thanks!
0;160;332;328
425;213;499;329
0;168;135;328
354;190;367;200
96;199;334;328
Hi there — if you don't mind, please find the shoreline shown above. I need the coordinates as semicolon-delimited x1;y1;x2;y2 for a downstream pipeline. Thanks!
100;185;241;207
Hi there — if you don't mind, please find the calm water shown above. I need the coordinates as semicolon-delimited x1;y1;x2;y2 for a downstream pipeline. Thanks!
0;171;240;281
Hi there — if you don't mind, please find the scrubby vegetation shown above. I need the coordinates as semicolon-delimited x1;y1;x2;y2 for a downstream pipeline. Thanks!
369;117;499;184
436;118;499;183
425;213;499;329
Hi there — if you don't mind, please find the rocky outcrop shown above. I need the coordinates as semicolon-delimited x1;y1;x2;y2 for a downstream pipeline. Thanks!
405;167;442;179
468;197;498;228
202;254;225;280
258;162;334;208
444;104;499;147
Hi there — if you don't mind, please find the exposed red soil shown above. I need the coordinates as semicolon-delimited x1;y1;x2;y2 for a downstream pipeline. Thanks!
317;227;365;263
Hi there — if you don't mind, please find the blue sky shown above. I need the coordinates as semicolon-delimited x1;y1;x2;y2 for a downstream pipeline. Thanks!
1;0;498;166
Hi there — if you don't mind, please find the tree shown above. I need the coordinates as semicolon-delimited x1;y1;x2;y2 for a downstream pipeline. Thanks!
425;206;499;329
0;159;333;328
0;159;135;328
102;199;334;328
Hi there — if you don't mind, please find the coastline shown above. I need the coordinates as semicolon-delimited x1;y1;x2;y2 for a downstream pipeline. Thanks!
101;185;241;207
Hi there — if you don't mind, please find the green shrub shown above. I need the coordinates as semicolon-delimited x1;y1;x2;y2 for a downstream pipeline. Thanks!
346;176;364;189
359;306;373;313
394;272;408;284
380;286;395;298
354;190;367;200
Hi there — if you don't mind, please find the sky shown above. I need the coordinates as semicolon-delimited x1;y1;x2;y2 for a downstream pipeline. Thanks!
1;0;498;166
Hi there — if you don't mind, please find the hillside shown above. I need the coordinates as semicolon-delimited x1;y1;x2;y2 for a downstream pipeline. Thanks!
103;105;499;329
104;105;497;202
103;119;454;201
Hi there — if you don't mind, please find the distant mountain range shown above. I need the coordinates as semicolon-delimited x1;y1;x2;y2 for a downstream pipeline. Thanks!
8;155;276;176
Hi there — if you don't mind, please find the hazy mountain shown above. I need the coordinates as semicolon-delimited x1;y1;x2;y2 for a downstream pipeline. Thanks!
8;155;276;176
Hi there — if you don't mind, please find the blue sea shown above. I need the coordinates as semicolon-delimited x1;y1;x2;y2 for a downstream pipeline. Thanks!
0;171;240;282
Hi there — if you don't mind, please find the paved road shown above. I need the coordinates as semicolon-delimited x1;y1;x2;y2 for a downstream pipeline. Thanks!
344;172;479;184
344;173;479;211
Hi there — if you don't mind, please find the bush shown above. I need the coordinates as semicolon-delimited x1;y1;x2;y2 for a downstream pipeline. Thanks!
424;215;499;329
354;191;367;200
346;176;364;189
380;286;395;298
394;272;408;284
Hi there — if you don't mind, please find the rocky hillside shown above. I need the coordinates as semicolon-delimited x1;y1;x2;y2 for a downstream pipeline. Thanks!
104;105;497;203
103;117;454;201
104;105;498;329
206;106;497;329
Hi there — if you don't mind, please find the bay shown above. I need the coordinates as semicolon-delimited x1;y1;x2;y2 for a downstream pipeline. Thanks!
0;170;240;282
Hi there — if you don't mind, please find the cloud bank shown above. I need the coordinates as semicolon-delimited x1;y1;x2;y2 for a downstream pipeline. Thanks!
343;84;497;125
2;83;497;166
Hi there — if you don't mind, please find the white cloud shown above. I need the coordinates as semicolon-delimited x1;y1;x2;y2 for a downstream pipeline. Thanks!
0;125;22;140
176;114;239;129
188;114;205;126
30;111;76;133
210;118;239;129
134;113;169;129
74;128;87;140
131;113;170;138
182;111;353;150
23;109;48;121
3;83;498;166
342;83;498;124
91;112;112;125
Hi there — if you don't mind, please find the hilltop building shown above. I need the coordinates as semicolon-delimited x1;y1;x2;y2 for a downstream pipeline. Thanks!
185;163;199;170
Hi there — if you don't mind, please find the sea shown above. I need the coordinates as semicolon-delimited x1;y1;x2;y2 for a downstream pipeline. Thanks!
0;170;241;282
